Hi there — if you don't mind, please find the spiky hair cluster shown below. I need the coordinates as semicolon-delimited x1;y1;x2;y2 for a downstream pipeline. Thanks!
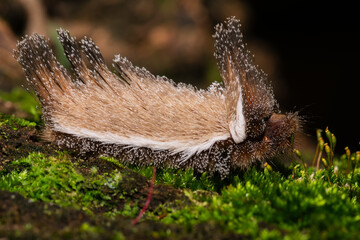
14;17;299;178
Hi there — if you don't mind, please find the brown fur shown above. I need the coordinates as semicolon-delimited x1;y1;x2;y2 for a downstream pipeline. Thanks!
14;31;228;147
14;17;299;178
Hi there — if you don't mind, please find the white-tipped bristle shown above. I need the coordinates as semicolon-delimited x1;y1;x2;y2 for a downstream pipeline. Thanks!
14;17;298;179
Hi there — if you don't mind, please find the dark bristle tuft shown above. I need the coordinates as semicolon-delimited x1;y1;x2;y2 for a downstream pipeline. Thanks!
213;16;277;139
14;33;72;104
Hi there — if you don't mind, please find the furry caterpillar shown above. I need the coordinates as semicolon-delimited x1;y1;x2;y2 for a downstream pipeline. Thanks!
14;17;299;178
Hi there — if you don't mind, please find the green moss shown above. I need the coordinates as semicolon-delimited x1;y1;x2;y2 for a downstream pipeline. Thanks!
161;166;360;239
79;222;104;236
0;113;37;129
0;87;41;122
0;152;123;213
104;158;218;191
1;123;360;239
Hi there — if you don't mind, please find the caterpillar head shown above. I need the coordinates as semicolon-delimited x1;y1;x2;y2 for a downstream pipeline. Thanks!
264;113;299;153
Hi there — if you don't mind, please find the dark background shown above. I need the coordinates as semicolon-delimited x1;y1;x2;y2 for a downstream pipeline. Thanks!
248;1;359;151
0;0;358;152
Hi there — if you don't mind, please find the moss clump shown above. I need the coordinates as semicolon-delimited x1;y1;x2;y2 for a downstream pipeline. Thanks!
1;152;113;212
161;167;360;239
0;87;42;122
0;113;37;129
0;150;187;217
155;128;360;239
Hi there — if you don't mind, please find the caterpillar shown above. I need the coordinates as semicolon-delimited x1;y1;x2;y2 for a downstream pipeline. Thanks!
14;17;299;179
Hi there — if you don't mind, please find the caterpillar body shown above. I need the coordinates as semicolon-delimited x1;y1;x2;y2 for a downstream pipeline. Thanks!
14;17;299;178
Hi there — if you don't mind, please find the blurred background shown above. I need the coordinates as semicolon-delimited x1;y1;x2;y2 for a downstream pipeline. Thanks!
0;0;359;153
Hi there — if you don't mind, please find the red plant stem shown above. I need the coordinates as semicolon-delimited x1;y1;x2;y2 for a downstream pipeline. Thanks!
132;167;156;225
